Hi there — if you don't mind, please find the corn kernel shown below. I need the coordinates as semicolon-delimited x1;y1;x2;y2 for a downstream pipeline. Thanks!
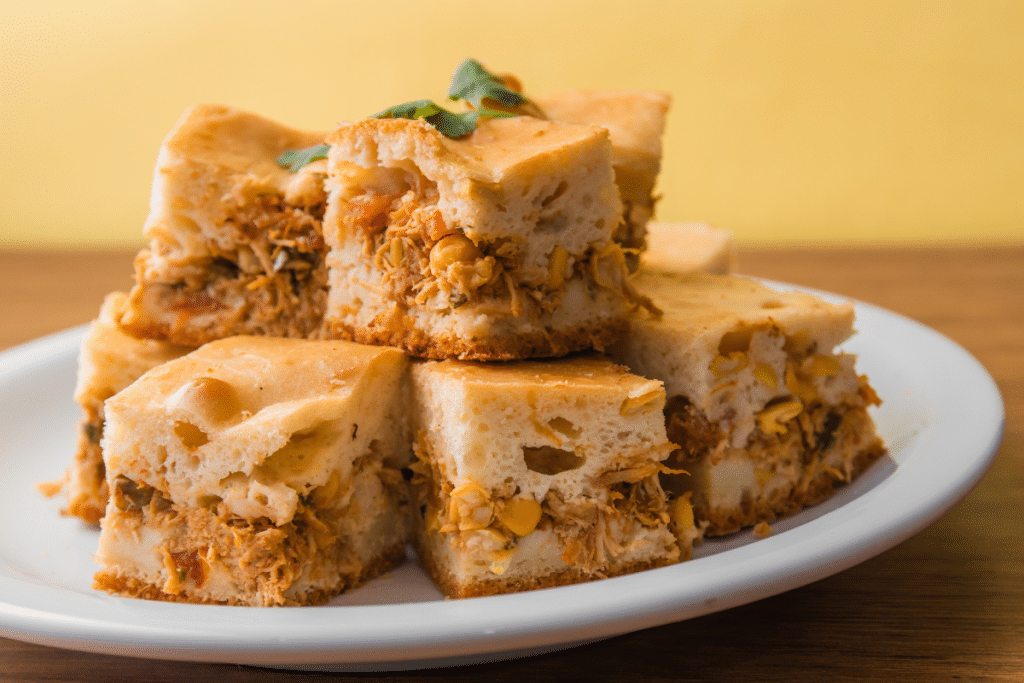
429;234;481;276
785;363;818;402
784;329;813;356
711;351;748;379
389;238;404;267
757;400;803;435
785;363;800;396
497;497;543;537
547;246;569;290
806;355;841;378
718;327;753;355
450;482;493;530
753;362;778;390
669;495;695;530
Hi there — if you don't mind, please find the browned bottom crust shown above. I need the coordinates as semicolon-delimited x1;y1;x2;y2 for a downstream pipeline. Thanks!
94;541;406;606
413;532;674;599
701;438;887;536
323;317;627;361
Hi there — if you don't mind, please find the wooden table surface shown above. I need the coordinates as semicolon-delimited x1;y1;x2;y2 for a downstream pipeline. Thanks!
1;246;1021;682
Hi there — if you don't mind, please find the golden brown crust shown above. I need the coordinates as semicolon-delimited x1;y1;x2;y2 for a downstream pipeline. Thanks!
323;317;626;361
328;117;612;185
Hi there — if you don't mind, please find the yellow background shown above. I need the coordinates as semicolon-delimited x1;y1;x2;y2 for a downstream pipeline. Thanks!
2;0;1021;248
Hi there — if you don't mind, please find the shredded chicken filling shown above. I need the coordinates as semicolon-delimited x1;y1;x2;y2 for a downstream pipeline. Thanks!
159;192;328;337
345;180;645;319
614;198;653;272
667;375;877;459
106;461;402;604
409;442;673;576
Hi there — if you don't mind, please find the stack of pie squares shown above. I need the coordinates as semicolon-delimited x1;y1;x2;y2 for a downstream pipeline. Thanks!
49;72;884;605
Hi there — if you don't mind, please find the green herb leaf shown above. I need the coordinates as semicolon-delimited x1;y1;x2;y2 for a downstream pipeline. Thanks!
276;143;330;172
429;109;478;139
370;60;529;140
447;58;530;109
476;106;518;120
374;99;491;139
373;99;441;120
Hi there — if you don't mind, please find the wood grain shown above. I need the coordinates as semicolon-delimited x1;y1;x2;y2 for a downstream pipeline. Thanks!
1;246;1021;682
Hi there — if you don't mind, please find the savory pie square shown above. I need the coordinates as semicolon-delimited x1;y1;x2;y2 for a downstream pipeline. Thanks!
93;337;410;606
610;272;885;536
321;116;641;360
119;104;331;346
408;356;691;598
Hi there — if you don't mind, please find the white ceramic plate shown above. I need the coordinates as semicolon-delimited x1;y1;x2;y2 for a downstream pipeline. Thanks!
0;285;1004;672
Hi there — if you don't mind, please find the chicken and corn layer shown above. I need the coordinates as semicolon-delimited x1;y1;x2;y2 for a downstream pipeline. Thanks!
409;438;688;598
92;337;411;605
611;272;886;535
662;336;884;535
122;165;329;346
337;171;634;322
95;461;407;606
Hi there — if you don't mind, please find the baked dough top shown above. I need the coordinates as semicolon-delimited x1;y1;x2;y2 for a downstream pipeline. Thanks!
537;90;670;159
419;356;662;398
159;103;327;183
119;336;404;412
144;104;328;246
633;272;855;352
328;116;612;185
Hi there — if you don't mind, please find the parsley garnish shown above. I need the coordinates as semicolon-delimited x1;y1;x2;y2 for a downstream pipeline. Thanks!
276;143;330;172
278;59;537;156
447;58;531;111
372;59;539;139
373;98;514;139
